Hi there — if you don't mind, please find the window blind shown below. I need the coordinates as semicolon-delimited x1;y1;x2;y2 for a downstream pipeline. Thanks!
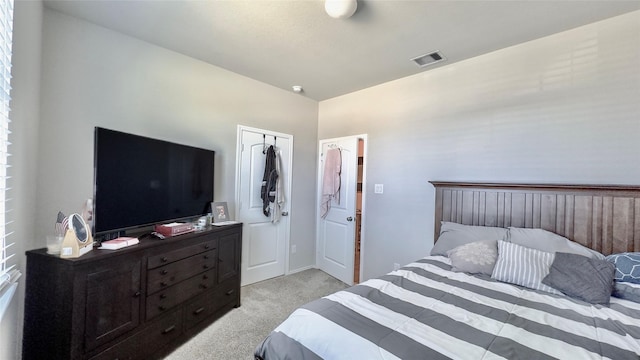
0;0;17;324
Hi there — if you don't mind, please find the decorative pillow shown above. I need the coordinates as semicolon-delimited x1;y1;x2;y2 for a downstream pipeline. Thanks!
431;222;508;256
447;240;498;276
612;281;640;303
606;253;640;284
541;252;615;305
491;240;562;295
507;227;605;260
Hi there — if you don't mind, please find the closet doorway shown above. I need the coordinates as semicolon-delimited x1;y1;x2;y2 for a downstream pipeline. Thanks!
316;135;366;286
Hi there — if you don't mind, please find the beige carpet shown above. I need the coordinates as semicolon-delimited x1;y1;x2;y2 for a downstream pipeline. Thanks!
164;268;348;360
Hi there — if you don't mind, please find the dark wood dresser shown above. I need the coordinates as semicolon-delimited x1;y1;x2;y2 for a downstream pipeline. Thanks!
22;224;242;360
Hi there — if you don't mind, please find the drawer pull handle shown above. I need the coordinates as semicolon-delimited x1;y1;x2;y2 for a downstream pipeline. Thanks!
204;244;210;249
160;294;167;299
204;255;209;260
162;325;176;334
159;305;166;311
133;291;141;297
161;281;168;287
203;264;209;269
226;289;235;296
161;269;168;275
193;307;205;315
203;274;209;279
200;284;208;289
161;257;168;263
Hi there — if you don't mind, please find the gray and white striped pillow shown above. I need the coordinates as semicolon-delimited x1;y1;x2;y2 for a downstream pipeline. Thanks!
491;240;562;295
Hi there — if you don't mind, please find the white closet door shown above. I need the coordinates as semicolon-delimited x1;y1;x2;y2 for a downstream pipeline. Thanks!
317;136;358;285
237;126;292;286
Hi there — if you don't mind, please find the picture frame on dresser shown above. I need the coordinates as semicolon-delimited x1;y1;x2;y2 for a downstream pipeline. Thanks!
211;201;229;223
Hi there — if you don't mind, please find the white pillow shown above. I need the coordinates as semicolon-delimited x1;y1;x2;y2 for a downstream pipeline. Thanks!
507;227;605;260
447;240;498;276
431;222;508;256
491;240;562;295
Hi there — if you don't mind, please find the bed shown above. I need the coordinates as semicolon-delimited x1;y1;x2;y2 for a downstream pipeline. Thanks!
255;182;640;359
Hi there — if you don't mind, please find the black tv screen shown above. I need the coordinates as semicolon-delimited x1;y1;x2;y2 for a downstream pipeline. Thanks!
93;127;214;234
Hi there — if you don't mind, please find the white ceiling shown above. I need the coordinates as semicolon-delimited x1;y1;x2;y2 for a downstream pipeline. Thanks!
43;0;640;101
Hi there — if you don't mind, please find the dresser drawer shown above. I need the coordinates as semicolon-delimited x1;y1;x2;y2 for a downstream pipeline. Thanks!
147;239;216;269
213;277;239;307
183;278;239;330
146;269;215;320
90;309;182;360
147;249;217;294
183;290;216;330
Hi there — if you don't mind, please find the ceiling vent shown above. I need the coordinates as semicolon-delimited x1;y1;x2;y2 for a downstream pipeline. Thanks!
411;51;445;67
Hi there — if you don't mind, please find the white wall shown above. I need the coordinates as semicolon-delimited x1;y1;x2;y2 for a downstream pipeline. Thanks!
37;9;318;270
17;7;640;354
1;1;43;359
318;11;640;281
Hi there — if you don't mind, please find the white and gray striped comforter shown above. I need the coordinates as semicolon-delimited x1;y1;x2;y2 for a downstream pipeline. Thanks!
255;256;640;360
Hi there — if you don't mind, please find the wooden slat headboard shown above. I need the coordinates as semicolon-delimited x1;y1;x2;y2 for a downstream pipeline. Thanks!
431;181;640;255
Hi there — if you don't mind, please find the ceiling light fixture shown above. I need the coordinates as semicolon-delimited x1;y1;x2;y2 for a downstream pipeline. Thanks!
292;85;303;93
325;0;357;19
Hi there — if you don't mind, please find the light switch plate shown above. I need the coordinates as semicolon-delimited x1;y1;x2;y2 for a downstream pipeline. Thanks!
374;184;384;194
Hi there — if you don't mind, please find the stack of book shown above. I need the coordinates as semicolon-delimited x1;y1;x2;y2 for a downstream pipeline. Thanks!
154;222;194;237
98;237;139;250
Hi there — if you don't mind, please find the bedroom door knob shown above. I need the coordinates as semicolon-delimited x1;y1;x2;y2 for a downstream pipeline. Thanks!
347;217;353;221
282;211;289;216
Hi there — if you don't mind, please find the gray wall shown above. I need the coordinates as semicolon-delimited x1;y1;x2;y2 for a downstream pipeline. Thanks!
6;6;320;357
36;9;319;272
1;1;43;359
318;11;640;281
8;5;640;359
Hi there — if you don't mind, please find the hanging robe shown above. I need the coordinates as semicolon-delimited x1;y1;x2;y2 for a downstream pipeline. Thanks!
270;149;285;224
320;148;341;218
261;145;277;217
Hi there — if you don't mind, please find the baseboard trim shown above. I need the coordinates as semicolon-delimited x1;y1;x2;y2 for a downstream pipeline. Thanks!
286;265;315;275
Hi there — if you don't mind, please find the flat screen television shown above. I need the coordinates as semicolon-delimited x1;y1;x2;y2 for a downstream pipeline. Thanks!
93;127;214;235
